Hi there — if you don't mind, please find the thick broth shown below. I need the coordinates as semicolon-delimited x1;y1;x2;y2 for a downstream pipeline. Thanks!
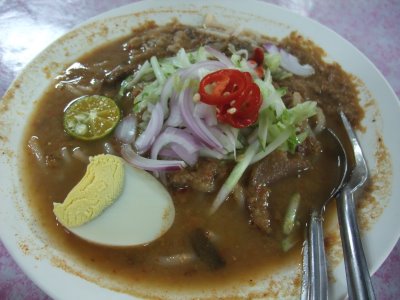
22;22;363;291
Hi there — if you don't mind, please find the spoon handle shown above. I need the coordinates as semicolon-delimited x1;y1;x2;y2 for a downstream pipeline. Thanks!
300;240;309;300
337;186;376;300
308;210;328;300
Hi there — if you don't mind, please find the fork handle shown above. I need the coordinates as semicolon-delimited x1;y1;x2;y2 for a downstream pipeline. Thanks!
308;210;328;300
337;186;376;300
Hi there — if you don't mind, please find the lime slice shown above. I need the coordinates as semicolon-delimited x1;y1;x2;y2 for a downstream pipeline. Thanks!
64;95;120;141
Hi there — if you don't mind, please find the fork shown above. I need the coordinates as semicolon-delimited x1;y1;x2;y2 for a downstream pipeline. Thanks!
300;111;375;300
336;111;376;300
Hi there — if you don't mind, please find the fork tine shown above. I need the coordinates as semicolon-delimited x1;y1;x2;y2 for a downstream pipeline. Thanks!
339;111;368;189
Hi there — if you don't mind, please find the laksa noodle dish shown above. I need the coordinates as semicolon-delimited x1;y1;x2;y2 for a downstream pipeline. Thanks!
21;18;366;298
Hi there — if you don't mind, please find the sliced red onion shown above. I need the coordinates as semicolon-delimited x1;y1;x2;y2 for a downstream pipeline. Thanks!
171;144;198;167
158;146;198;166
263;43;279;55
165;93;183;127
158;133;226;166
121;144;185;171
179;60;225;79
160;75;175;115
204;45;234;67
159;147;180;159
263;43;315;77
151;127;200;161
209;127;233;153
114;114;137;144
199;148;226;160
179;87;223;149
193;102;217;126
135;102;164;154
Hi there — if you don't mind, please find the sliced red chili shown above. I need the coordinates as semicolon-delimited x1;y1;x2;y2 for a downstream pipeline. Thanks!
210;75;229;96
251;47;265;66
243;71;253;84
215;83;262;128
249;47;265;78
255;65;264;78
199;69;262;128
198;69;247;105
234;83;262;118
217;109;258;128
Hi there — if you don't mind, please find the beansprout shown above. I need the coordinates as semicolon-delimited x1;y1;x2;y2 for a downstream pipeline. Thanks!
158;171;168;186
232;184;245;209
314;107;326;134
60;146;72;163
206;230;220;244
72;147;89;163
64;83;97;96
103;142;115;155
156;253;196;267
27;136;44;164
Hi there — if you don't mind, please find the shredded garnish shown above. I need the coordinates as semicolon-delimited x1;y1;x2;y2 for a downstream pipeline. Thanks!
116;44;318;214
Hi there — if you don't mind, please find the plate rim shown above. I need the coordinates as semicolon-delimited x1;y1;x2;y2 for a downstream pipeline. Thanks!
1;0;399;299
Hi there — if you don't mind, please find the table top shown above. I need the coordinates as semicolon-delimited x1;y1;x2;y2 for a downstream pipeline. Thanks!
0;0;399;299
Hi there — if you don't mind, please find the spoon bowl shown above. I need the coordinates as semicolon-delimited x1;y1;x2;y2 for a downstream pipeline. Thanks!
303;128;348;300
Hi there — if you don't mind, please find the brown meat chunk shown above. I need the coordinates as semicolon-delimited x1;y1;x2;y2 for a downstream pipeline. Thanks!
55;63;104;96
189;228;225;270
296;135;322;157
246;186;272;234
105;64;136;83
167;158;230;193
249;151;312;188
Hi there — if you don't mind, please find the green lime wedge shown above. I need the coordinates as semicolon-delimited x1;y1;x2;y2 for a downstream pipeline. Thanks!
63;95;120;141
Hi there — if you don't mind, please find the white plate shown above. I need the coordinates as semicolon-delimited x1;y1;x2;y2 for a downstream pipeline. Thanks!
1;0;399;299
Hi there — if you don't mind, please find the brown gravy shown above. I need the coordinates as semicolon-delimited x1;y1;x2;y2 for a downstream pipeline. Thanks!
21;22;363;294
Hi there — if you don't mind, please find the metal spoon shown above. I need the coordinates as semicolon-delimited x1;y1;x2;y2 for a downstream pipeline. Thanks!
302;128;348;300
336;111;375;299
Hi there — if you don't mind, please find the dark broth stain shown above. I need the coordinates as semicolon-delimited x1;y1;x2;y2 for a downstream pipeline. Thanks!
21;22;365;297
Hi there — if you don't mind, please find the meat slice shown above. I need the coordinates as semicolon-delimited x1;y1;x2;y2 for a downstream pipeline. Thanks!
105;64;136;83
246;150;313;235
167;158;230;193
189;228;225;270
249;150;312;188
296;135;322;157
246;186;272;234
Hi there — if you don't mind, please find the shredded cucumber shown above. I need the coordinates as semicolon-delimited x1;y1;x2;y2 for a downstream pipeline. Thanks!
283;193;301;235
210;141;259;214
282;232;300;252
